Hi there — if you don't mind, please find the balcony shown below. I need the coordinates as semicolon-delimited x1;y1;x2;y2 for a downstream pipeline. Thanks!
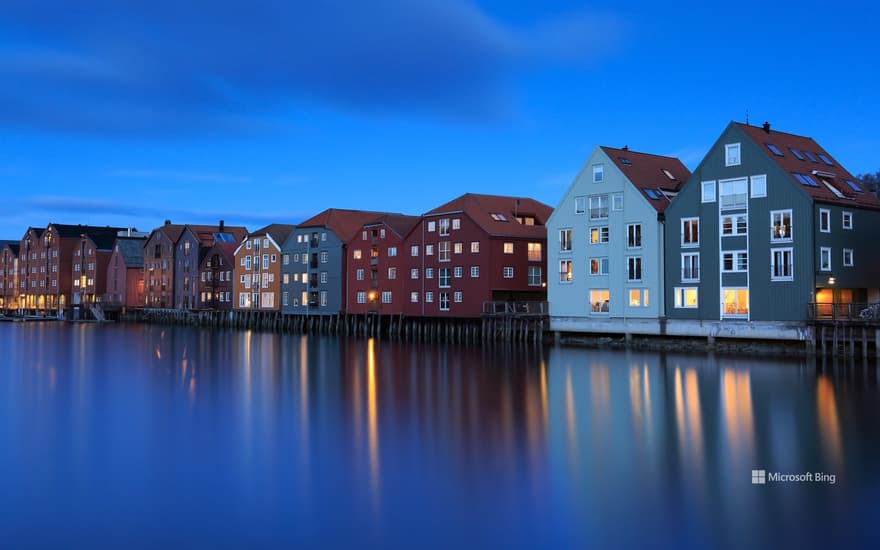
808;302;880;321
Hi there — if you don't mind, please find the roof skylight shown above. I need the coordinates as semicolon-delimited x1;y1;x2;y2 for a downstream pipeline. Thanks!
817;153;834;166
844;179;864;193
802;151;818;162
789;148;805;160
662;169;676;180
645;189;660;200
618;157;631;166
793;172;819;187
765;143;784;156
490;213;508;222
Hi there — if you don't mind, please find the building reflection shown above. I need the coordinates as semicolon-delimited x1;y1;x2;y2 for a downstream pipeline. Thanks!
721;368;754;466
816;375;844;470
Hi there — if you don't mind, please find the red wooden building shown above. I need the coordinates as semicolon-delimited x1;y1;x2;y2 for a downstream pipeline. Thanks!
0;241;19;311
403;194;552;318
106;237;147;310
199;242;237;311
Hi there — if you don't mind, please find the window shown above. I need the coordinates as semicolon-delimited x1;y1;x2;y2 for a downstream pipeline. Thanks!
701;180;716;203
244;256;251;270
319;251;327;263
793;172;818;187
503;242;514;254
527;242;541;261
356;268;364;281
362;231;368;241
439;293;450;311
490;213;508;222
411;268;419;279
817;153;834;166
454;291;462;303
627;257;642;281
263;255;269;269
844;179;863;193
589;290;610;313
629;289;649;307
789;148;804;160
426;268;434;279
411;292;419;303
320;291;328;306
559;229;572;252
357;291;366;304
725;143;741;166
470;241;480;253
720;178;748;209
626;224;641;248
382;291;392;304
282;292;289;306
612;193;623;211
590;257;609;275
471;266;479;278
771;248;793;281
453;242;462;254
503;267;514;279
681;218;699;247
722;251;748;272
378;230;384;239
559;260;572;282
426;292;433;303
843;248;853;267
820;247;832;271
452;218;461;230
842;211;853;230
387;267;397;280
283;254;290;265
283;273;289;284
674;287;698;308
439;268;450;287
722;288;749;317
590;226;609;244
427;221;436;232
246;241;252;250
819;208;830;233
527;266;542;286
439;241;451;261
574;197;586;215
439;218;450;236
681;253;699;281
750;175;767;198
411;245;419;257
453;266;462;278
721;214;748;236
771;210;792;241
589;195;609;220
592;164;604;183
388;247;397;257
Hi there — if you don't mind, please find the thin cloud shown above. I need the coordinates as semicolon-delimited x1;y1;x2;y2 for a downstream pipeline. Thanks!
108;169;252;185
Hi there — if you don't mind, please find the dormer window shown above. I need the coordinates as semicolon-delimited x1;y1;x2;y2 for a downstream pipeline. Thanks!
490;213;508;222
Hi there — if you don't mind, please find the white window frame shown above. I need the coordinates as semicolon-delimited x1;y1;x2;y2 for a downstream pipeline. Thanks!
588;195;609;220
559;260;572;283
721;250;748;273
559;229;572;252
843;248;853;267
674;287;698;308
819;247;832;271
626;223;641;249
470;266;479;278
589;290;610;314
842;211;853;230
592;163;604;183
681;217;699;247
725;143;741;166
590;257;609;276
770;209;793;242
626;256;642;282
721;214;748;237
719;178;748;210
721;287;749;318
681;252;700;282
819;208;830;233
590;226;609;245
612;193;623;211
750;174;767;198
701;180;716;203
574;196;586;215
770;248;794;281
502;266;514;279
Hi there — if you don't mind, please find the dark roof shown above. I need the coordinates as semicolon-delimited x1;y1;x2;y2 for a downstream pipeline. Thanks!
185;224;248;246
200;242;238;268
735;122;880;210
2;242;20;256
87;232;119;251
22;227;45;240
0;240;17;249
600;146;691;213
114;237;146;268
424;193;553;238
250;223;296;246
364;214;421;239
49;223;128;239
297;209;389;242
153;223;187;244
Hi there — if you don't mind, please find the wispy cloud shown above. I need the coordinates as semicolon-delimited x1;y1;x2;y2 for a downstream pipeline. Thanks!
108;169;252;185
0;0;628;136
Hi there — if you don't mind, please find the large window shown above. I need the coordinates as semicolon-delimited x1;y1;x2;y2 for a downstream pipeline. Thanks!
439;268;450;287
559;229;572;252
589;290;610;313
820;247;832;271
722;288;749;317
771;248;793;281
527;242;542;261
673;287;697;309
590;257;609;276
590;226;609;244
681;253;699;281
722;251;748;272
771;210;792;241
527;266;542;286
439;218;450;236
627;224;641;249
439;241;451;262
721;214;747;236
589;195;609;220
559;260;572;283
627;257;642;281
720;178;748;209
439;292;450;311
681;218;699;247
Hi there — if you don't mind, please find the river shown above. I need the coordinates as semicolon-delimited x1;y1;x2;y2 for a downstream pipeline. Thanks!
1;322;877;548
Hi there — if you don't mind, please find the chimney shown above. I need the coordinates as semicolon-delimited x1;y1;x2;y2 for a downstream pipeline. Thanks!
622;145;628;151
219;219;225;233
762;121;771;134
164;219;171;226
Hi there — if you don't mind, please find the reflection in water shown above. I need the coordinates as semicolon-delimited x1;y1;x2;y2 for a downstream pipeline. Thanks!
0;323;877;549
816;376;844;470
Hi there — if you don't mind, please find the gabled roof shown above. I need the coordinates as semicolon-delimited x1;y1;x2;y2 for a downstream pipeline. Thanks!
85;232;120;251
114;237;147;268
600;146;691;213
201;242;238;268
49;223;128;240
364;214;421;239
424;193;553;238
151;223;188;244
21;227;44;240
735;122;880;210
1;241;20;256
297;208;388;242
185;224;248;247
249;223;296;246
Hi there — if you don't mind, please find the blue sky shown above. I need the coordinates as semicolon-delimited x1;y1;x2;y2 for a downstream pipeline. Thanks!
2;0;878;238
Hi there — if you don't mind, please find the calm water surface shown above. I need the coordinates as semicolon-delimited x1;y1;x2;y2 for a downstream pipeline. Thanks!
1;322;878;548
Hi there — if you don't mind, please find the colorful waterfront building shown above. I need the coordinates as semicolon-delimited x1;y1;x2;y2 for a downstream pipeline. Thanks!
105;236;147;310
404;193;553;318
232;224;295;311
71;231;119;309
345;214;420;315
0;241;20;311
17;227;44;311
281;209;386;315
547;147;690;333
199;242;237;311
663;121;880;333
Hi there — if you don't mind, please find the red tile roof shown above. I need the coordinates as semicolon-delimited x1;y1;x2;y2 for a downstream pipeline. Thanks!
736;122;880;210
187;224;248;246
297;208;389;243
600;146;691;213
249;224;296;246
365;214;421;239
424;193;553;238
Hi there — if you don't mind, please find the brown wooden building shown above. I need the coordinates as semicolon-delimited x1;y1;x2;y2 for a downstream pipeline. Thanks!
233;224;295;311
199;242;237;311
176;222;247;310
71;232;117;308
0;241;19;311
106;237;147;310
